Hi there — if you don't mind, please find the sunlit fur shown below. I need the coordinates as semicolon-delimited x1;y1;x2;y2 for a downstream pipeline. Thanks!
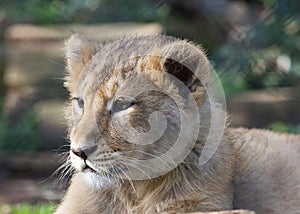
55;34;300;214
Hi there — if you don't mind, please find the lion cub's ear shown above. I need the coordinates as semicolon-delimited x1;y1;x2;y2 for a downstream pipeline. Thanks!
64;34;98;92
161;41;210;105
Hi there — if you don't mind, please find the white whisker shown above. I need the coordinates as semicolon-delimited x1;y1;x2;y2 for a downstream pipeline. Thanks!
115;164;136;193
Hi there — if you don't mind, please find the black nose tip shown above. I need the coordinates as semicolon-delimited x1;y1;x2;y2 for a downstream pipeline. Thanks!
72;149;87;160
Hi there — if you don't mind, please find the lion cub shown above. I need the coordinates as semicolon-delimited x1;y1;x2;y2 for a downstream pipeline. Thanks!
54;34;300;214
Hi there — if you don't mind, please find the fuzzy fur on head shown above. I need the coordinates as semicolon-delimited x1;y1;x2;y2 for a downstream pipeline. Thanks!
57;34;234;214
64;33;101;92
64;34;215;182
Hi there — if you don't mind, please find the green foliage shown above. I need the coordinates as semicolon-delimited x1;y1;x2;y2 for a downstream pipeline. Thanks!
0;203;54;214
0;110;40;153
2;0;300;92
213;0;300;91
1;0;170;24
217;71;248;96
268;122;300;134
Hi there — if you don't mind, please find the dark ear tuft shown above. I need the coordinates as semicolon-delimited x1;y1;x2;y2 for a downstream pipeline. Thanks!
159;40;210;105
164;58;203;93
163;57;206;105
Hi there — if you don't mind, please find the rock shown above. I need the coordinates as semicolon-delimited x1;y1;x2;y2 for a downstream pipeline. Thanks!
5;23;162;42
227;87;300;127
194;210;255;214
160;209;255;214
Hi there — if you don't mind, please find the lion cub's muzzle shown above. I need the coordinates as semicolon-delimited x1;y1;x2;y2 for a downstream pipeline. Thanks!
70;145;99;172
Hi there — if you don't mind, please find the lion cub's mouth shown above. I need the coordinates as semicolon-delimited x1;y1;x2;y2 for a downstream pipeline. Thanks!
83;162;97;173
83;160;114;176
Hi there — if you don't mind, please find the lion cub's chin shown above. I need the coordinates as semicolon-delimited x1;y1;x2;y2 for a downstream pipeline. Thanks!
82;170;116;189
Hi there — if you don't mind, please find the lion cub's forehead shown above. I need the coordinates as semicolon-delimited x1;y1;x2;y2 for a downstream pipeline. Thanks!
95;70;123;103
80;55;165;104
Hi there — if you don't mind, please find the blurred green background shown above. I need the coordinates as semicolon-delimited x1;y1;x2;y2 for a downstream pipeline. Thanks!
0;0;300;213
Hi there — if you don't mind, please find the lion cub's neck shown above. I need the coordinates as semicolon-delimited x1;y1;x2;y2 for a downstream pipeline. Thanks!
121;169;180;200
117;154;234;212
117;167;192;212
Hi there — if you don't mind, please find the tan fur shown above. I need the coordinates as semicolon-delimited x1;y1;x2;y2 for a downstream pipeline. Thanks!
139;56;164;72
55;34;300;214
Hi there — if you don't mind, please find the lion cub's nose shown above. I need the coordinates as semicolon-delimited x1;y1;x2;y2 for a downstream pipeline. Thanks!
72;149;88;160
71;145;97;160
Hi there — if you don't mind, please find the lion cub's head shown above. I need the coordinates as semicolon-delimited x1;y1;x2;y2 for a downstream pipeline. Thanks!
64;34;211;185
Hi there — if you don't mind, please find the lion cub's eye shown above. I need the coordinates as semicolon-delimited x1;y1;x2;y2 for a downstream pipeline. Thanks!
111;98;134;113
